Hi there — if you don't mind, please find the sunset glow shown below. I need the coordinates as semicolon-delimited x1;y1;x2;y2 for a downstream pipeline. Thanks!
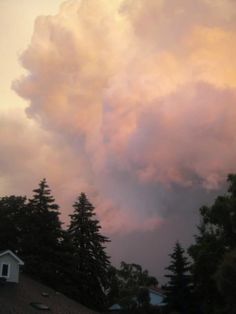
1;0;236;277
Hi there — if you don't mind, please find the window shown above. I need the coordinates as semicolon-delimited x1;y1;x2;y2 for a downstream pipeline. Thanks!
1;264;9;277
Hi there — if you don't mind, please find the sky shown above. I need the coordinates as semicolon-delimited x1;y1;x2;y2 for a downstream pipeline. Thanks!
1;0;236;282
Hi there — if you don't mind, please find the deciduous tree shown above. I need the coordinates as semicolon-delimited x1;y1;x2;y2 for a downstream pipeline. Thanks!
215;249;236;314
189;174;236;313
108;261;158;311
0;195;27;252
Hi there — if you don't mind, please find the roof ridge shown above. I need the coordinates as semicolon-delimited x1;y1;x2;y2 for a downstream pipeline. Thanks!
0;250;24;265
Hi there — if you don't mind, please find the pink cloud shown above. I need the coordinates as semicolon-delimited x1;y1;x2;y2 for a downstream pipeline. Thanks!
103;82;236;189
10;0;236;234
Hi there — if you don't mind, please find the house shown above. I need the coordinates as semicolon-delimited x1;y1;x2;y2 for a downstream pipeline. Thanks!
0;250;24;283
109;303;123;311
148;287;166;307
108;287;166;311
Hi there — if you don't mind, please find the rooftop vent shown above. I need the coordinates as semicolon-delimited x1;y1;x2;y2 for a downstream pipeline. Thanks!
30;302;50;311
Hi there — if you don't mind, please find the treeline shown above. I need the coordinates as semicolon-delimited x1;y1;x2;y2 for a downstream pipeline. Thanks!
0;179;111;310
1;175;236;313
162;174;236;314
0;179;159;312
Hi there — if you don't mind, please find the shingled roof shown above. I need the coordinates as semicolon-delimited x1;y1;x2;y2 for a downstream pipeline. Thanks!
0;274;98;314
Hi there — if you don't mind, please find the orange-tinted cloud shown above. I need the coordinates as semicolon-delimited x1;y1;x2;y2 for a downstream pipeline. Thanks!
12;0;236;234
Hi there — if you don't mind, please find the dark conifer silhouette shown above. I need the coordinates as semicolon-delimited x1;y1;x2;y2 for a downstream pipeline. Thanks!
165;242;192;314
68;192;110;310
22;179;63;285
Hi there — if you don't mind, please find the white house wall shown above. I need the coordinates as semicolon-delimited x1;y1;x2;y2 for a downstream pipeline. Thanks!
0;254;20;283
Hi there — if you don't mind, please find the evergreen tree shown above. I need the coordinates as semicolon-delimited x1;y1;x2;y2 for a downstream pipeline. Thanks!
164;242;193;314
68;192;110;310
22;179;63;285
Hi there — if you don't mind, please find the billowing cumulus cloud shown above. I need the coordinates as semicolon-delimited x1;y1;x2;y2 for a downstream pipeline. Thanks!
104;82;236;189
0;110;87;211
13;0;236;235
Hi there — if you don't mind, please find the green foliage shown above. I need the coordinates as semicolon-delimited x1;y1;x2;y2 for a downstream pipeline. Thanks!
0;195;27;252
137;287;150;308
188;220;224;314
21;179;64;286
0;183;112;310
3;173;236;313
164;242;193;314
68;192;111;310
215;249;236;314
0;180;68;290
189;174;236;314
107;261;158;311
118;262;158;290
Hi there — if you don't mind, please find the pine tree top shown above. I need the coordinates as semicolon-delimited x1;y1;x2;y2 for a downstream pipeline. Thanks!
165;242;191;277
69;192;110;243
29;178;59;212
